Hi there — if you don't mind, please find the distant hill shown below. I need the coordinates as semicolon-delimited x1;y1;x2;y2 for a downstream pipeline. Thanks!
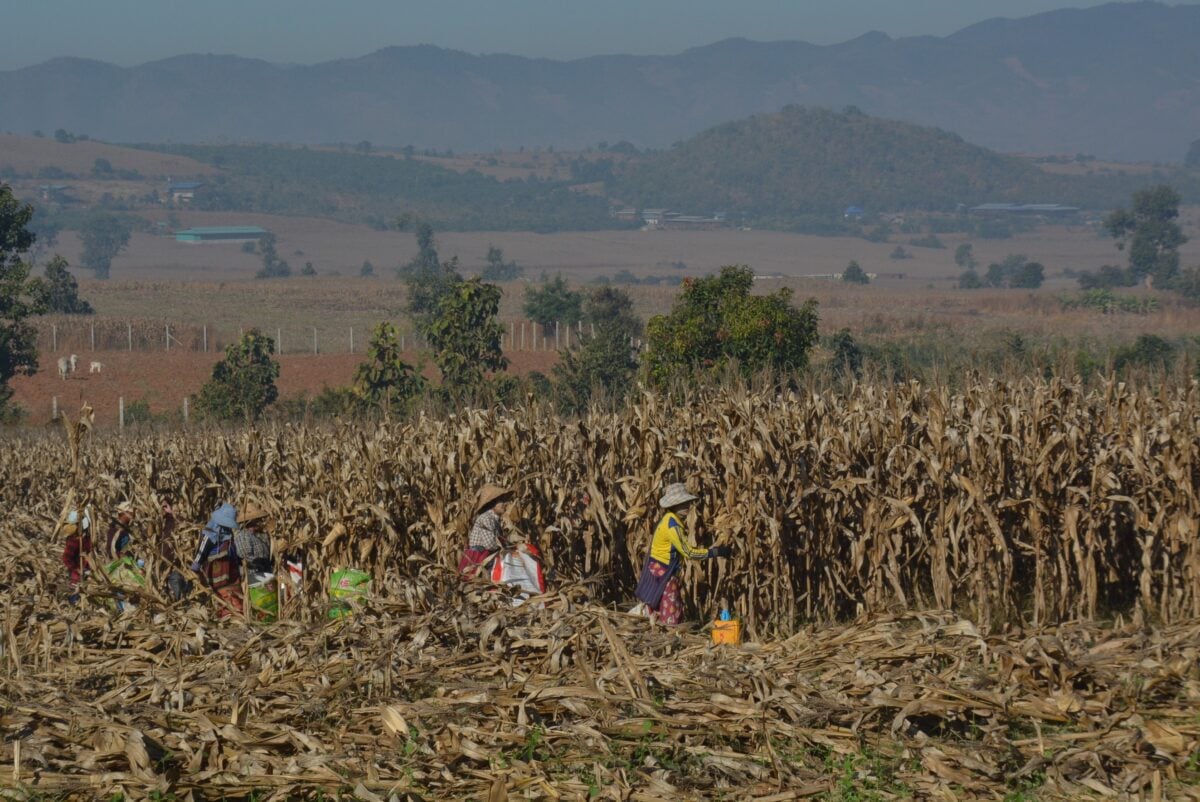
1;3;1199;161
608;106;1200;223
610;107;1058;221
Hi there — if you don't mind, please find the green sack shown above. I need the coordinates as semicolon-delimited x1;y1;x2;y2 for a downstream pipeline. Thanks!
328;568;371;618
105;556;145;589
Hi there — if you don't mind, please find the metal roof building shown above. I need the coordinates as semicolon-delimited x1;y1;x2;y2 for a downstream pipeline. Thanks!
175;226;268;243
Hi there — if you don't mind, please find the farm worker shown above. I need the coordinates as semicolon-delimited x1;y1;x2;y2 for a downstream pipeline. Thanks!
633;483;730;626
459;484;512;576
234;503;275;584
60;510;93;604
189;503;244;614
105;501;136;559
158;499;191;601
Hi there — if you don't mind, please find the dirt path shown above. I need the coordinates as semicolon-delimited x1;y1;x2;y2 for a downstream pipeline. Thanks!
11;349;559;425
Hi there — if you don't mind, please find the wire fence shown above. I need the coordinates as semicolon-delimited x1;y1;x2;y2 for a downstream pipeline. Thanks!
32;318;627;356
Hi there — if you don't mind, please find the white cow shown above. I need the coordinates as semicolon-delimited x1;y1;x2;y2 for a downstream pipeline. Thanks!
89;361;103;374
68;354;78;373
57;357;69;380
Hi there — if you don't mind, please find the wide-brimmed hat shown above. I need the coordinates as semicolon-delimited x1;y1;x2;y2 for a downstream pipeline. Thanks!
659;483;697;509
61;523;78;537
238;504;269;526
475;484;513;515
115;501;135;516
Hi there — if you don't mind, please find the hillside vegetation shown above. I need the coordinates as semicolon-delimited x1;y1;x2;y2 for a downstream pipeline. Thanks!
611;106;1200;225
141;144;620;232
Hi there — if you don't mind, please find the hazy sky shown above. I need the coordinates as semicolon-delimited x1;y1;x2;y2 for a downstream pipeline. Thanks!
1;0;1158;69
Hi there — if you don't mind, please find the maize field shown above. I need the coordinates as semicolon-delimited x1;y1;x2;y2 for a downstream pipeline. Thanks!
1;376;1198;799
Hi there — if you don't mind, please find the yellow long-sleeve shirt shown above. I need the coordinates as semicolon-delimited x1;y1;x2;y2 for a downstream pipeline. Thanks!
648;511;709;565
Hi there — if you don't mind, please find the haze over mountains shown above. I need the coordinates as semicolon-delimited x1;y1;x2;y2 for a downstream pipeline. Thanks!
2;2;1198;162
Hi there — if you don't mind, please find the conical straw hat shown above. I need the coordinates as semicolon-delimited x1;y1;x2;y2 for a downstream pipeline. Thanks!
475;484;513;515
659;483;697;509
238;503;269;526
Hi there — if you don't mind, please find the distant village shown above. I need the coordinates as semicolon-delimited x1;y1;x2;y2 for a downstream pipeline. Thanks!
613;207;728;230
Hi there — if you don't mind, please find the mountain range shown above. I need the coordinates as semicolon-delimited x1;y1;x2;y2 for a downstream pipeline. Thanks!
2;2;1198;162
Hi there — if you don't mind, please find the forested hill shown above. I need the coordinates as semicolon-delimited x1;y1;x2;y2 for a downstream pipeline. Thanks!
140;144;617;232
2;2;1199;161
608;107;1200;224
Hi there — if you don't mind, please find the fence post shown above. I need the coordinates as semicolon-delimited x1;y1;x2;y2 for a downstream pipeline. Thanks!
277;328;282;355
313;327;317;355
521;322;526;351
127;322;132;351
349;327;354;354
183;397;189;426
510;321;515;351
203;325;208;353
555;321;560;350
51;324;57;352
90;323;95;352
52;396;57;421
119;397;124;430
591;323;595;339
165;325;170;352
401;333;405;352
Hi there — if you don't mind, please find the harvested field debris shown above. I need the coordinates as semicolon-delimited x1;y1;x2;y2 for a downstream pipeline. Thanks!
1;586;1198;799
1;377;1198;798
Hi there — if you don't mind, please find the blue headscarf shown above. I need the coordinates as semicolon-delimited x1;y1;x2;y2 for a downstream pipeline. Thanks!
190;503;239;571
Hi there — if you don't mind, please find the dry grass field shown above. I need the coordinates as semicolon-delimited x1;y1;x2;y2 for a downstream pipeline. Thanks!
0;133;213;177
36;205;1200;288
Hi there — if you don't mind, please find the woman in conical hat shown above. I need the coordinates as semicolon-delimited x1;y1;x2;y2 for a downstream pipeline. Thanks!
633;482;730;626
458;484;513;576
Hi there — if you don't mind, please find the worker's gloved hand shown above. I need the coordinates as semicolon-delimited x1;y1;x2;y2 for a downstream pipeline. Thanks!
708;545;731;559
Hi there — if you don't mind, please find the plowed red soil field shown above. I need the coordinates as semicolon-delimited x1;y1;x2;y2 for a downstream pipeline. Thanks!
11;349;559;427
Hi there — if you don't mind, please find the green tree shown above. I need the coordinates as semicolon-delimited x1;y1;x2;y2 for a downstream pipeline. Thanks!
983;254;1045;289
842;261;869;284
828;328;863;379
1010;261;1045;289
353;322;424;414
644;265;819;384
0;184;46;420
1173;267;1200;301
399;223;461;322
1114;334;1176;373
524;274;583;332
195;329;280;421
1105;185;1187;286
300;261;317;277
255;233;291;278
91;157;114;177
425;278;508;400
958;269;983;289
32;255;93;314
954;243;977;270
79;212;132;279
27;206;61;266
1077;264;1136;290
552;286;641;413
481;245;523;281
359;260;375;277
1185;139;1200;168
